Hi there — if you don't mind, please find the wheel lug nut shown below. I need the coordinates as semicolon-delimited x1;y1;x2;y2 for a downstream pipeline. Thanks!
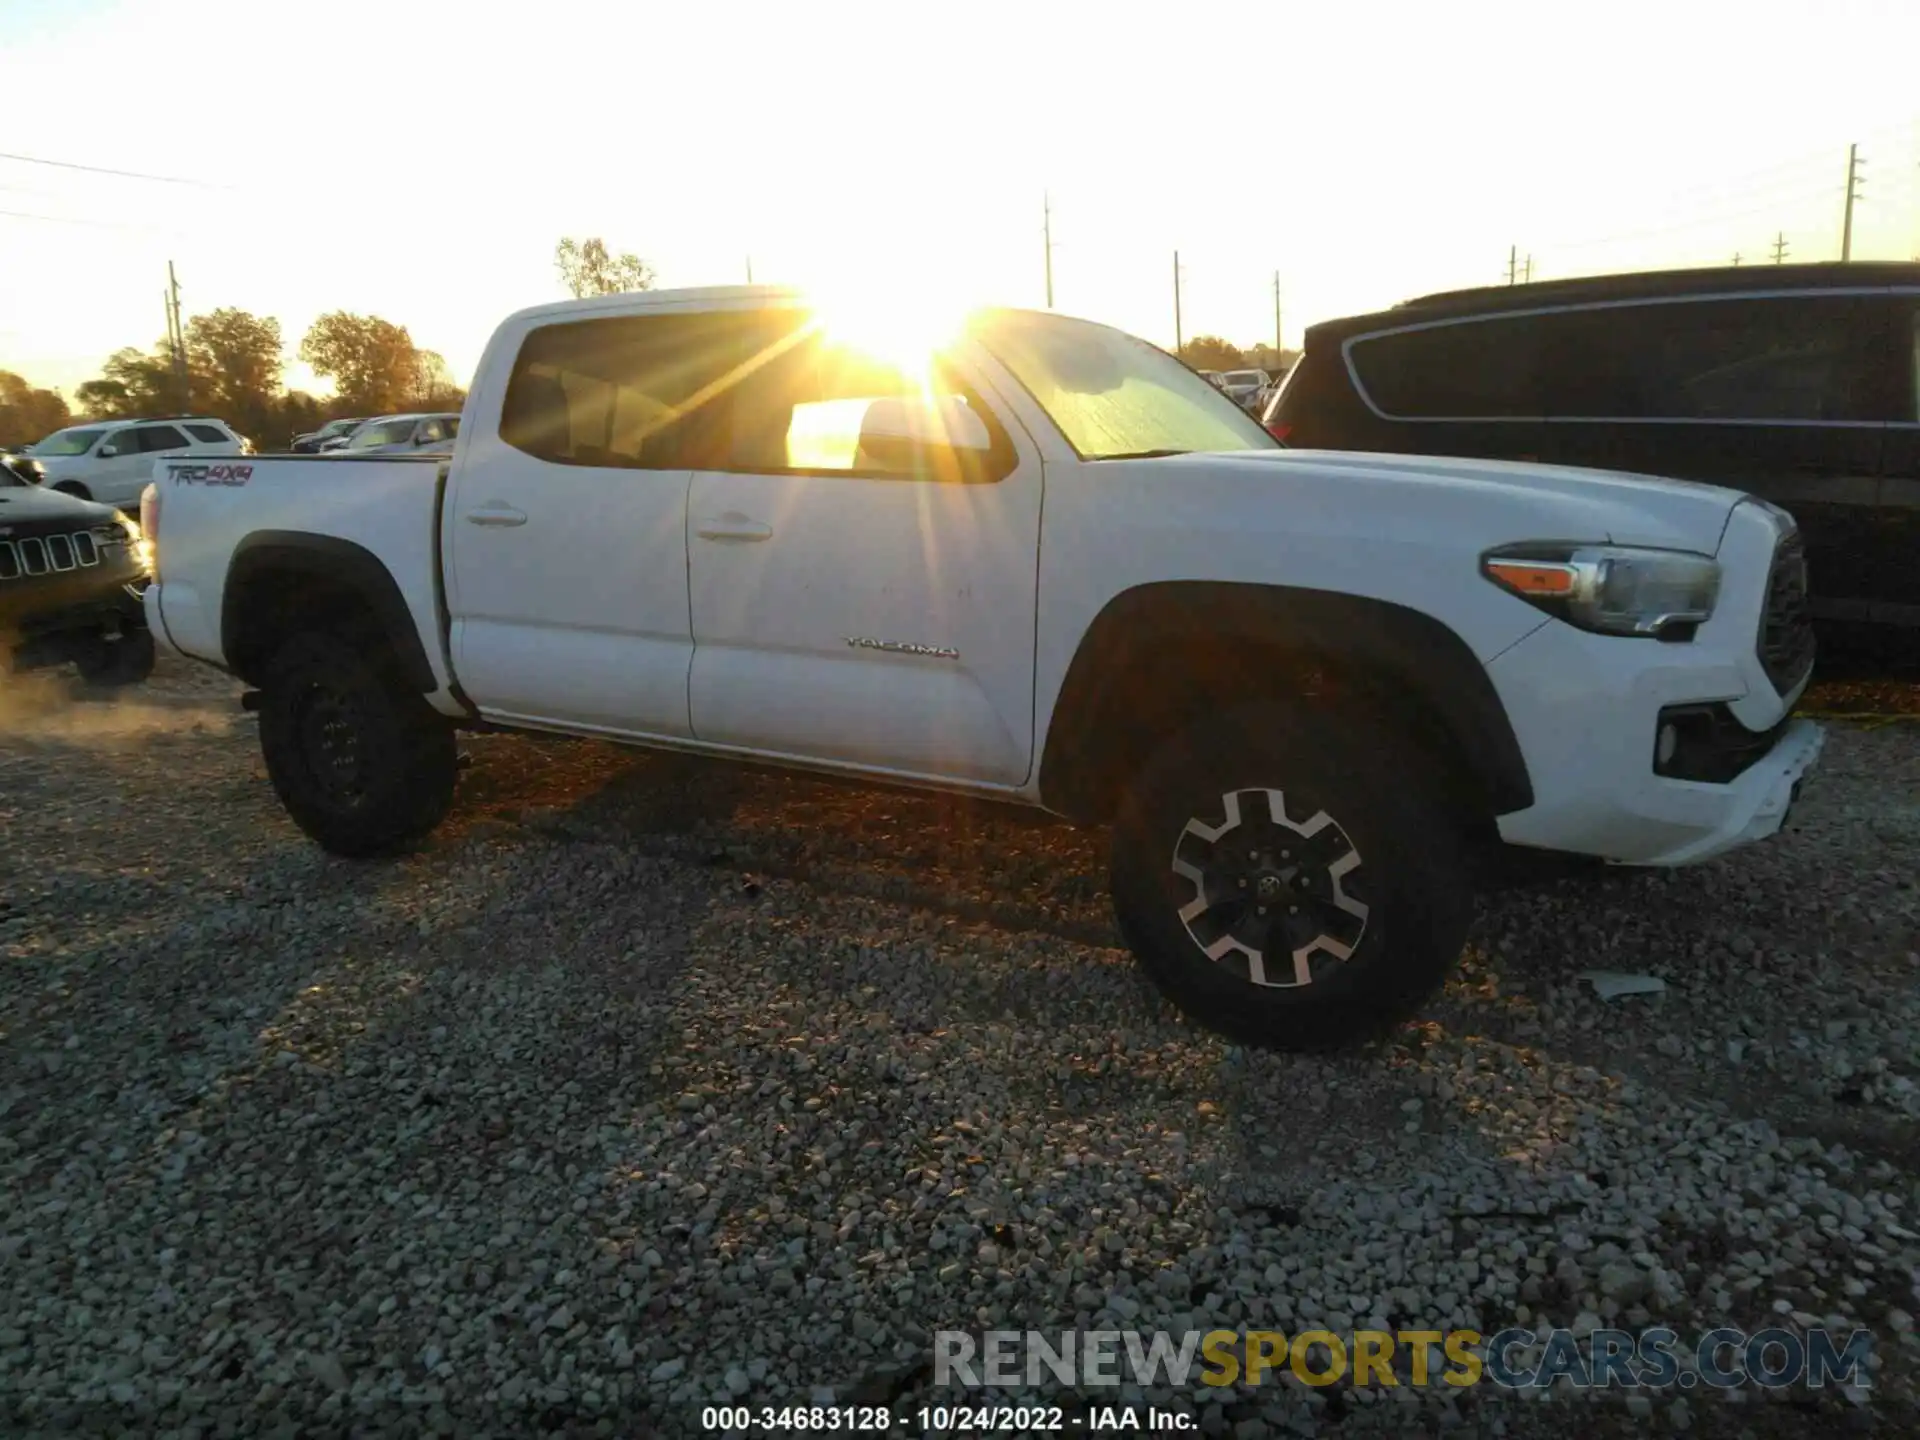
1289;905;1299;914
1238;879;1248;888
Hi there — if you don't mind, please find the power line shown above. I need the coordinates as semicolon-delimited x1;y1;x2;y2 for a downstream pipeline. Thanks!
0;150;228;188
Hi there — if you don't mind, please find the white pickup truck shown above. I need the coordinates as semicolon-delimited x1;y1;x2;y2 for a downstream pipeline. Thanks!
142;285;1823;1048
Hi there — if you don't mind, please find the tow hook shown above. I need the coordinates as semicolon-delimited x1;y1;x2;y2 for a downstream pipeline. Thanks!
240;690;262;712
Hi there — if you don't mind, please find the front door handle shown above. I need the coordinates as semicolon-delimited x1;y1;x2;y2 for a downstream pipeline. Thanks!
465;504;527;527
696;513;773;542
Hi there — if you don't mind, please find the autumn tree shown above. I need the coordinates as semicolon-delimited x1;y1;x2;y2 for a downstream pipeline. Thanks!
1177;336;1247;371
555;236;655;297
187;308;283;439
299;312;421;414
75;344;190;417
410;350;465;409
0;371;72;445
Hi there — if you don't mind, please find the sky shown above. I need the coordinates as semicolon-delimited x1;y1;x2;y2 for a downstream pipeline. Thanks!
3;0;1920;401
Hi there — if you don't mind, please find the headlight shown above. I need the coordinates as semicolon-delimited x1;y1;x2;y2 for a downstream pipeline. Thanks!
1482;543;1720;639
116;511;154;574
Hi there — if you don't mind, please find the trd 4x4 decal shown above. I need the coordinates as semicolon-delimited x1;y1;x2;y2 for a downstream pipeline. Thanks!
167;463;252;486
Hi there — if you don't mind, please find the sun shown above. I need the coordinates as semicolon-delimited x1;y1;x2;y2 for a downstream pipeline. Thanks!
803;277;977;378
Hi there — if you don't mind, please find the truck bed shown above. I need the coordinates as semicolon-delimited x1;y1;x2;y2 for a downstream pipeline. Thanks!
145;454;458;704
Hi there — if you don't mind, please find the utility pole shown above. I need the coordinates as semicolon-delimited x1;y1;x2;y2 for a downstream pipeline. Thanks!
745;256;753;284
1771;231;1790;264
1731;252;1743;266
1272;271;1283;356
1043;192;1055;309
1172;251;1186;354
1505;245;1518;286
166;261;188;411
1523;254;1534;284
1841;143;1864;262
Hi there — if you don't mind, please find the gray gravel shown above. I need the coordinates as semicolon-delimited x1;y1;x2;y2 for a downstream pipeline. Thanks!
2;659;1917;1437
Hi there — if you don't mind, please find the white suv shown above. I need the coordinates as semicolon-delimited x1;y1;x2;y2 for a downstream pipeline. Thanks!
31;417;248;509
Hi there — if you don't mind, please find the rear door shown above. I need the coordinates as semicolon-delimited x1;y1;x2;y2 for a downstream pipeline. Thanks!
1535;294;1888;613
684;316;1042;784
443;305;753;738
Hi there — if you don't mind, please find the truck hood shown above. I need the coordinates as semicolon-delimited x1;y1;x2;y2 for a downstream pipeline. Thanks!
1207;447;1743;553
0;483;123;528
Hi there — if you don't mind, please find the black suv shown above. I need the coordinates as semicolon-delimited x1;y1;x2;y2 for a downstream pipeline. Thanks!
1266;262;1920;635
0;461;154;685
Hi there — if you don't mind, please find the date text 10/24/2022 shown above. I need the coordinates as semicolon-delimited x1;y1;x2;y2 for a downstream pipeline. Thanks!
698;1406;1192;1431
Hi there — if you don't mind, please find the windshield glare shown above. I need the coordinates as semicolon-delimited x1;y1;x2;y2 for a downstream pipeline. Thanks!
978;312;1277;460
34;427;107;457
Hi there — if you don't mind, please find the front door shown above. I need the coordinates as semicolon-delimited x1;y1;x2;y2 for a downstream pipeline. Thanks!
685;320;1042;784
101;424;188;507
443;309;750;738
1870;294;1920;627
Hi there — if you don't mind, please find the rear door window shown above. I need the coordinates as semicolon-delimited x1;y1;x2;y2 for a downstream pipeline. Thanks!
1348;315;1546;419
500;311;767;470
136;424;190;452
184;423;229;443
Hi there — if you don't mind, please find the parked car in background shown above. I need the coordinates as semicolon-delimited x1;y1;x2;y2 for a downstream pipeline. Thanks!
291;417;365;454
144;285;1820;1050
1217;368;1270;411
1197;369;1223;387
27;417;248;509
0;463;154;685
1265;261;1920;640
324;413;461;457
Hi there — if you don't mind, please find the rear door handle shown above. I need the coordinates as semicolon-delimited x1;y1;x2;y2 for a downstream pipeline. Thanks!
465;504;527;527
696;514;773;542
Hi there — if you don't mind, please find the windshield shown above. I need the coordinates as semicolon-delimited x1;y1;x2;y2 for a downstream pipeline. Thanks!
320;418;360;437
977;311;1277;460
1223;371;1265;387
34;426;107;457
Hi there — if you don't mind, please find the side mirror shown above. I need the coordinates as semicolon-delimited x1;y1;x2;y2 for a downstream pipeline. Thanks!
856;396;992;475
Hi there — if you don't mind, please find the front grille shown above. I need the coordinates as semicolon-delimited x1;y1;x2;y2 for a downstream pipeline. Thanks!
1757;529;1815;694
0;526;116;583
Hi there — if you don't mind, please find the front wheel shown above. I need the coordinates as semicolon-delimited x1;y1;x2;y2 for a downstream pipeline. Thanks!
257;630;457;856
51;481;91;500
74;627;155;687
1110;702;1474;1050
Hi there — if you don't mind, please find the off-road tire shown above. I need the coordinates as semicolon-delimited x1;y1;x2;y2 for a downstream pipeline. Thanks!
257;630;456;857
1110;701;1474;1050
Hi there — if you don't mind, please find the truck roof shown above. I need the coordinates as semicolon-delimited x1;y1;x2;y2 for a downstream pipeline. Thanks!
502;284;810;330
499;284;1067;332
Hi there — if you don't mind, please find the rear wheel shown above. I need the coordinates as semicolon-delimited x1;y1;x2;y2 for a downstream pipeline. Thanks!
1110;702;1474;1050
257;630;456;856
51;481;90;500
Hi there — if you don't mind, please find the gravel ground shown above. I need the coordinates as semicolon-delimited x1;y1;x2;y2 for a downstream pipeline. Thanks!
2;656;1918;1438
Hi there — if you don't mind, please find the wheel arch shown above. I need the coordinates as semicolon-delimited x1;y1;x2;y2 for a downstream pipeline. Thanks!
221;531;435;691
1037;581;1534;827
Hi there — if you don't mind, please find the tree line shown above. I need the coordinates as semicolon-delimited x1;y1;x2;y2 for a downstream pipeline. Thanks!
0;309;462;449
1178;335;1301;373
